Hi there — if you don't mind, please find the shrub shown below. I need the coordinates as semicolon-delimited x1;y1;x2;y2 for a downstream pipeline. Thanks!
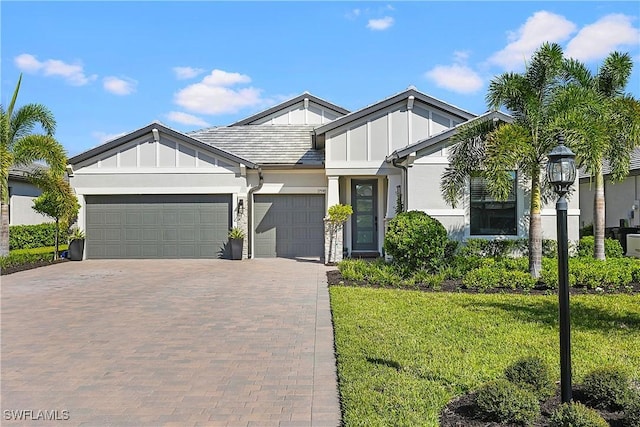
582;366;631;410
0;251;56;270
475;379;540;425
577;236;624;258
571;258;635;290
384;211;448;275
504;356;555;398
463;267;536;291
580;223;594;237
8;223;69;250
337;259;405;287
407;270;443;289
624;395;640;427
549;402;608;427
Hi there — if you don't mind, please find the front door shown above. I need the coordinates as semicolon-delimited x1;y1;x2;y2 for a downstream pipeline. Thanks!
351;180;378;251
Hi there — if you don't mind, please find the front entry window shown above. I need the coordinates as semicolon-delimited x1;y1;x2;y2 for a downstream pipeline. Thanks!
470;172;517;235
351;180;378;251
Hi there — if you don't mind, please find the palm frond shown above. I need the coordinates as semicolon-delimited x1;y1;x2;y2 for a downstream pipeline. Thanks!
11;104;57;142
597;51;633;97
12;134;67;176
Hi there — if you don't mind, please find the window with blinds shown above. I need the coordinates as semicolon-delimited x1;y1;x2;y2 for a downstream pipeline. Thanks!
470;172;517;235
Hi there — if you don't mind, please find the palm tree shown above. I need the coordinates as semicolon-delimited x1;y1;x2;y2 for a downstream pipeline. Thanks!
1;74;67;256
442;42;569;278
559;52;640;259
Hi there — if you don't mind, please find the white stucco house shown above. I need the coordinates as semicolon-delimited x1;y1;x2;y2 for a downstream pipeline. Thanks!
67;87;580;261
7;164;49;226
579;148;640;230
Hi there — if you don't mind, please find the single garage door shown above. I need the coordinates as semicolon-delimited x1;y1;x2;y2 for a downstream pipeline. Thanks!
254;194;325;258
85;194;231;259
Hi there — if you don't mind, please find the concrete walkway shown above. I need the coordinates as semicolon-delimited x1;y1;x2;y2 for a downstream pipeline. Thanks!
1;259;341;427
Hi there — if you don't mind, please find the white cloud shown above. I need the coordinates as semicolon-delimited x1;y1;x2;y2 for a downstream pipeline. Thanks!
91;131;127;143
103;76;137;95
166;111;211;127
488;11;577;70
173;66;205;80
174;69;263;115
565;14;640;62
367;16;394;31
425;64;484;94
345;8;361;20
14;53;97;86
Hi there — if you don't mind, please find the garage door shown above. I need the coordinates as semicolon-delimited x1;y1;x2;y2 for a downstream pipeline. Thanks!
254;194;325;258
85;194;231;259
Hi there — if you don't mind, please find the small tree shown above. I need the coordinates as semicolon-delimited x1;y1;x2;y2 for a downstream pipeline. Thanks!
326;204;353;264
31;171;79;259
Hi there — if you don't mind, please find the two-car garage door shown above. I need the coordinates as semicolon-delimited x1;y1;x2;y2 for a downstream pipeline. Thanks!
85;195;231;259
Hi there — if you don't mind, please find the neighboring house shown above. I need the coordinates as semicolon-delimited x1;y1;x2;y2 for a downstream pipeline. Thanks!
67;87;580;261
579;148;640;230
7;164;49;226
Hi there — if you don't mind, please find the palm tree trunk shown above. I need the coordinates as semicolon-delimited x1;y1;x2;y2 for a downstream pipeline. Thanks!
0;202;9;257
593;171;606;260
529;172;543;279
54;218;59;260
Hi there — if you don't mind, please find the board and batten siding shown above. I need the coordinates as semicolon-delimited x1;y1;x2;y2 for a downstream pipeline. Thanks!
76;134;237;171
326;101;462;167
249;100;342;125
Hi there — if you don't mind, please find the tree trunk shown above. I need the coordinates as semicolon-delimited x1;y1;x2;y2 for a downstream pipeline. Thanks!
0;202;9;257
54;218;59;260
529;172;542;279
593;171;606;260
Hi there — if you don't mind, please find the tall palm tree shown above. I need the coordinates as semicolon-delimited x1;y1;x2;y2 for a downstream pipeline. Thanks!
1;74;67;256
442;42;569;278
560;52;640;259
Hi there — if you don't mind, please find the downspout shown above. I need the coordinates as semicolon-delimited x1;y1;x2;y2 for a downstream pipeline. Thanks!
247;167;264;258
391;157;408;212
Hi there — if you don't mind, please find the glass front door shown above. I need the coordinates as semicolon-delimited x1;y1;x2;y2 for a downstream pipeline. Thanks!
351;180;378;251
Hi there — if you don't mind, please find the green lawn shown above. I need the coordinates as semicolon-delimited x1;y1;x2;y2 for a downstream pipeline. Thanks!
10;245;68;255
330;286;640;427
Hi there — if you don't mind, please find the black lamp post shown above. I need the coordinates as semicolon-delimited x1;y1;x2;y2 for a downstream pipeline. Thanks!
546;134;577;404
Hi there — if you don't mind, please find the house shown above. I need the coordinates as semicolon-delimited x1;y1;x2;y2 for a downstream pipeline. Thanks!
7;164;49;226
579;148;640;231
67;87;580;261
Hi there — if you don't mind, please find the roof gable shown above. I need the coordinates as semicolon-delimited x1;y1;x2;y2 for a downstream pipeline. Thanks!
68;122;257;168
388;110;513;161
230;93;349;126
314;87;476;137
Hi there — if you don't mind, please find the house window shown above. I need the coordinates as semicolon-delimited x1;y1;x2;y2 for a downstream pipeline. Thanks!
470;172;517;235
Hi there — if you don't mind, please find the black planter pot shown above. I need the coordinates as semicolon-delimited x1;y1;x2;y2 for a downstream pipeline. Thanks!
229;238;243;260
69;239;85;261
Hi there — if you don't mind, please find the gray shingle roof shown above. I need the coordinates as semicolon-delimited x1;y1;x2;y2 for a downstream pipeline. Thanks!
579;147;640;179
188;125;322;166
9;163;47;180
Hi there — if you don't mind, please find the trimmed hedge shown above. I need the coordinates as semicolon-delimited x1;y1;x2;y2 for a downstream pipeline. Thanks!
504;356;555;398
9;223;70;250
582;367;632;410
577;236;624;258
0;252;56;270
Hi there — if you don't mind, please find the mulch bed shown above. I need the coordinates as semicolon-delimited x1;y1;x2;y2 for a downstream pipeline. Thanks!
326;270;640;295
440;386;626;427
1;258;68;275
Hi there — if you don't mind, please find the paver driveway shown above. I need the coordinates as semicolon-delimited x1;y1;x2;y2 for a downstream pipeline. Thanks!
1;259;341;427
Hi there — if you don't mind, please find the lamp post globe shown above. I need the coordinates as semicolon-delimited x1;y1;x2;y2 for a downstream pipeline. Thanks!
547;133;576;404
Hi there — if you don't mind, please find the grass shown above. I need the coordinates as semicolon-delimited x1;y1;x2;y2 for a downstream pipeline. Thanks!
330;286;640;427
11;245;68;255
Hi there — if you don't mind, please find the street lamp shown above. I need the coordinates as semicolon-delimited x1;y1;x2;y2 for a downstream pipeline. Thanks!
546;134;576;404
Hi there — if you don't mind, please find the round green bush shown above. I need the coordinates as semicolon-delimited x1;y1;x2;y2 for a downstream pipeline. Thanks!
505;356;555;398
624;394;640;427
549;402;608;427
582;366;631;410
383;211;448;274
475;379;540;425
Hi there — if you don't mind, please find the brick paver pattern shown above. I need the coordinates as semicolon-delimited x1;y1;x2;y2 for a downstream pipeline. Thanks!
1;259;340;427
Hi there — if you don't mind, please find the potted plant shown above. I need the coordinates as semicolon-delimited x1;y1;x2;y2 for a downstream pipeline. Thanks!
68;227;85;261
228;227;245;260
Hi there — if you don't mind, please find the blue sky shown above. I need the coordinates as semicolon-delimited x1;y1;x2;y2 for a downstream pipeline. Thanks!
2;1;639;157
